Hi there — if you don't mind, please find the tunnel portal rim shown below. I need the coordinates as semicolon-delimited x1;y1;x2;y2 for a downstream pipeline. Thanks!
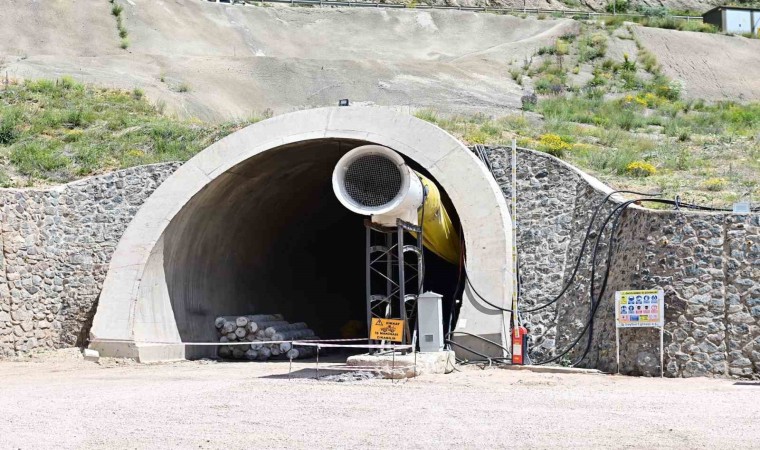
89;106;513;361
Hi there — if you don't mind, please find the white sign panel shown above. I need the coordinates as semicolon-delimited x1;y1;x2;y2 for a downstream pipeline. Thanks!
615;290;664;328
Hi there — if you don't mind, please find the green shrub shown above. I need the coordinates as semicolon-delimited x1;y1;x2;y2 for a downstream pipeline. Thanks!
703;177;727;191
64;108;96;128
0;168;11;188
10;141;69;177
620;71;643;90
605;0;629;13
479;122;501;137
25;79;56;93
637;49;659;73
620;53;636;72
537;45;556;56
535;74;565;94
625;160;657;177
414;109;438;123
120;38;129;49
538;133;572;157
643;74;681;101
464;129;489;144
0;108;21;145
603;15;626;28
641;16;678;30
59;76;82;90
111;4;123;17
678;21;716;33
636;5;669;17
617;109;645;130
0;77;245;184
509;68;523;83
578;32;607;62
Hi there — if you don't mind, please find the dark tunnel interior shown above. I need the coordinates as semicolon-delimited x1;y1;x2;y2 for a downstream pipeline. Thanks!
161;138;461;358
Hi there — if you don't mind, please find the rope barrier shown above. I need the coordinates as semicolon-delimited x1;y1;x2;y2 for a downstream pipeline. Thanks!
90;337;411;350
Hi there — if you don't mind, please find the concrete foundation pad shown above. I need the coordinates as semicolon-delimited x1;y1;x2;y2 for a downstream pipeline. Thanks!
346;351;456;379
503;364;603;375
135;344;186;363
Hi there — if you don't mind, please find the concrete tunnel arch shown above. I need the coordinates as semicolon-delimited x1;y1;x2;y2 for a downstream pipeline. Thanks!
89;107;514;361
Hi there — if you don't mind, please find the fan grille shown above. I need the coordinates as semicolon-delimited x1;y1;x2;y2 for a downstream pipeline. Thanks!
344;155;403;208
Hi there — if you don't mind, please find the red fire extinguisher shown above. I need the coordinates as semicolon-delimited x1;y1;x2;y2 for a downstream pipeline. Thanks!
512;326;529;365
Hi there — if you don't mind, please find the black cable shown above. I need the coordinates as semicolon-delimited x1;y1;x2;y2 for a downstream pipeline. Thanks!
447;230;465;340
447;330;512;355
569;196;724;366
573;197;629;366
463;145;758;362
445;339;495;362
518;189;659;313
533;198;646;365
418;180;427;292
536;197;698;366
464;270;514;313
465;190;658;315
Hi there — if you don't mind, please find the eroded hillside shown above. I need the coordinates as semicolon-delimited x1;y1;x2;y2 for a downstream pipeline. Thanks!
0;0;576;120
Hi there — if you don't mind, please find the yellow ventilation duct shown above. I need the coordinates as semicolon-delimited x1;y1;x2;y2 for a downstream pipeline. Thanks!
332;144;461;264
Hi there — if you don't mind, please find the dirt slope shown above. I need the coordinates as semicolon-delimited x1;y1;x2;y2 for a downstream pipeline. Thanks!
634;26;760;102
0;0;575;120
0;0;119;57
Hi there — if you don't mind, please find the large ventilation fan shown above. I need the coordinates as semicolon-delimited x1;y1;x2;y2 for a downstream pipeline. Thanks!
332;145;424;227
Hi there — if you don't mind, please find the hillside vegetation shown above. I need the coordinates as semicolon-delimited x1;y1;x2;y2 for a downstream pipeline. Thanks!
0;2;757;206
415;22;760;207
0;70;757;208
0;78;247;186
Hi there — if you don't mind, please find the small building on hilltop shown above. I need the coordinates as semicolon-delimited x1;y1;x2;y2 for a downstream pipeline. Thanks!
703;5;760;35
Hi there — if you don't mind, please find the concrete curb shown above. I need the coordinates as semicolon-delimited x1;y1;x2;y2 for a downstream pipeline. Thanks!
502;364;603;375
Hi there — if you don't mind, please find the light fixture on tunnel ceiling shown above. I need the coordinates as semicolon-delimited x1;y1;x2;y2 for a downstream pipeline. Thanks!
332;144;424;227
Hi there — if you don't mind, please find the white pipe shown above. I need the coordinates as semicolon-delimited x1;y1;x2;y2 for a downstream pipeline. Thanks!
332;145;423;226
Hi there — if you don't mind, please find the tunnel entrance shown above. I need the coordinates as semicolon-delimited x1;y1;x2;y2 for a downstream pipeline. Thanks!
90;107;512;362
162;138;461;359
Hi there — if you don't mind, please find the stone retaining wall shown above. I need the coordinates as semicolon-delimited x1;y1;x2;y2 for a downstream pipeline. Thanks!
486;146;759;378
1;150;757;378
0;164;180;357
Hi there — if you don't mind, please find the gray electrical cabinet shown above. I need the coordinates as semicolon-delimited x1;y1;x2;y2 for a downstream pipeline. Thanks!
418;291;444;352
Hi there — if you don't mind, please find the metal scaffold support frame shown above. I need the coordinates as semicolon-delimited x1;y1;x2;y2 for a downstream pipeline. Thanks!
365;219;423;353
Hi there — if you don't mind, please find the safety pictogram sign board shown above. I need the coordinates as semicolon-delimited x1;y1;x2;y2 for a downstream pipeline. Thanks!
370;318;405;342
615;290;664;328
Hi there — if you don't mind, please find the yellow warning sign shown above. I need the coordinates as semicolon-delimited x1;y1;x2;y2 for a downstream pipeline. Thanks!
369;318;405;343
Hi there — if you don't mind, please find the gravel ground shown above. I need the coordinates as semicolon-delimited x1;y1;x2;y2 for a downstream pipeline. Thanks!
1;349;759;449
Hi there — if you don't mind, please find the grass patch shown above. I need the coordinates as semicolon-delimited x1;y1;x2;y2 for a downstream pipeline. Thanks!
110;0;130;49
0;77;248;184
577;32;607;63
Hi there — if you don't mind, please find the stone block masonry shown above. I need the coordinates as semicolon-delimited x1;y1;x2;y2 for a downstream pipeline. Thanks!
0;147;757;379
486;146;759;378
594;210;759;378
0;163;181;357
